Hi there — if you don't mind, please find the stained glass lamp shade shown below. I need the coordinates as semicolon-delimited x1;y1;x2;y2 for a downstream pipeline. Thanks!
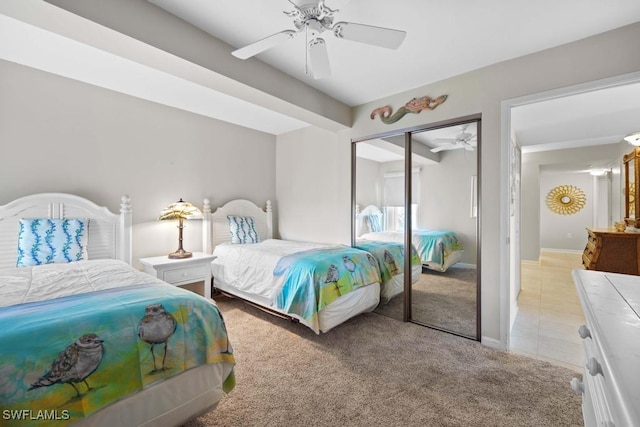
159;198;202;259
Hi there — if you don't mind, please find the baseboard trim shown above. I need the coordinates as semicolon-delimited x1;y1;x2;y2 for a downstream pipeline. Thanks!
540;248;583;254
481;336;506;350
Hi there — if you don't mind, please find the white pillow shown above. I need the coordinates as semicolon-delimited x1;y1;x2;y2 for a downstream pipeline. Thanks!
17;218;89;267
227;215;260;244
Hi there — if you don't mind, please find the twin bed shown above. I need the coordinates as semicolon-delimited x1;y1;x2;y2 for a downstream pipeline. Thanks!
356;205;464;272
202;199;420;333
0;193;234;427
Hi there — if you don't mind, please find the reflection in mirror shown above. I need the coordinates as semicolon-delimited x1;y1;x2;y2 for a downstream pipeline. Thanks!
410;122;479;338
352;118;480;340
354;136;408;321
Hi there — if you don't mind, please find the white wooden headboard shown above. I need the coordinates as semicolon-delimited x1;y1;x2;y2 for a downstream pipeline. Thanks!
202;198;273;253
355;204;383;237
0;193;132;269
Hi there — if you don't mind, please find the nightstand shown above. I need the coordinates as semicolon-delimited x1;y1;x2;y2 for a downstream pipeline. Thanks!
139;252;216;299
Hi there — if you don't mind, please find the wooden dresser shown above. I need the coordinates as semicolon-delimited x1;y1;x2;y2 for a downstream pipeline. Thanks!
572;270;640;427
582;228;640;275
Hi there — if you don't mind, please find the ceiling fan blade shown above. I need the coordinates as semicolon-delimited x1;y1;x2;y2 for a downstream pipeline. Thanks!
332;22;406;49
232;30;297;59
431;145;454;153
308;38;331;79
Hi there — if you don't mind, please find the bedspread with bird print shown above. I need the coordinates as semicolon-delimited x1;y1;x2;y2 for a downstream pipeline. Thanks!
411;229;464;266
354;240;420;284
273;246;381;333
0;283;235;427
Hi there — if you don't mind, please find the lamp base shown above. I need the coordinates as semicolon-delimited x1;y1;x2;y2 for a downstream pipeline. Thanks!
168;249;192;259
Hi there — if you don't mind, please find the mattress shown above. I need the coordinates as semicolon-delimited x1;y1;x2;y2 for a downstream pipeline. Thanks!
354;239;422;302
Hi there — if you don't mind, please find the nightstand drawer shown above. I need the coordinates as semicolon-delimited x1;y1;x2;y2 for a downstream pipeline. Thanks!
163;264;210;283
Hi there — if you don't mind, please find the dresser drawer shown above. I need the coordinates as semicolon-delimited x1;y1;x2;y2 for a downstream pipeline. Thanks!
163;264;210;284
582;243;596;269
580;334;614;427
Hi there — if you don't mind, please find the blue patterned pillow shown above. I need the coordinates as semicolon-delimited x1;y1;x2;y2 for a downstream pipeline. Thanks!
367;214;383;232
227;215;260;244
17;218;89;267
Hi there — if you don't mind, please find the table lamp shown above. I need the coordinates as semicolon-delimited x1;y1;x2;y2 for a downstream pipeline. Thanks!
159;198;202;259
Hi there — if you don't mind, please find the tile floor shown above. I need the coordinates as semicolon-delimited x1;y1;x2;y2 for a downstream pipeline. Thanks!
510;251;585;372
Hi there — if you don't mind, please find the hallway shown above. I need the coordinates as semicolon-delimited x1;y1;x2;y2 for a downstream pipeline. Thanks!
510;251;585;372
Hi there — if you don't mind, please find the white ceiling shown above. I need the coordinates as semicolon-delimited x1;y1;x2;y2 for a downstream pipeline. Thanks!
146;0;640;154
512;82;640;153
149;0;640;106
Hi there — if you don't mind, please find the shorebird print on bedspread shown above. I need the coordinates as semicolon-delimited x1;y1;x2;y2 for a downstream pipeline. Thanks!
273;246;381;333
0;283;235;427
355;240;420;283
28;333;104;398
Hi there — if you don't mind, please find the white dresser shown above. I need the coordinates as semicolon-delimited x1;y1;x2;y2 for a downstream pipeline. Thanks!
572;269;640;427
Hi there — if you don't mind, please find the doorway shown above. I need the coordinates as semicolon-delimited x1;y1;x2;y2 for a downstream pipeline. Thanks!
501;71;640;355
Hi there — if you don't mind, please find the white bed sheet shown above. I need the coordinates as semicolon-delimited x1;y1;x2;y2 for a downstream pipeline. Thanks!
0;258;165;307
381;264;422;302
211;239;329;301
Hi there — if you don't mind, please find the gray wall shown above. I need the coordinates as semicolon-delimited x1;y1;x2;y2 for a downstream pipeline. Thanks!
354;157;382;210
539;171;593;252
276;126;351;245
418;149;478;265
0;60;277;267
520;142;624;260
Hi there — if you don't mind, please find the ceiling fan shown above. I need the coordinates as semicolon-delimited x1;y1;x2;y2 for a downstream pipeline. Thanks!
430;125;477;153
231;0;406;79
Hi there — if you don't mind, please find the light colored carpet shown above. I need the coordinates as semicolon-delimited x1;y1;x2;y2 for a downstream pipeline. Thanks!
375;267;477;338
185;296;583;427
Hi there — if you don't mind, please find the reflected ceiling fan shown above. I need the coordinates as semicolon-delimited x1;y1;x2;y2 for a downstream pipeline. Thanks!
231;0;406;79
430;125;477;153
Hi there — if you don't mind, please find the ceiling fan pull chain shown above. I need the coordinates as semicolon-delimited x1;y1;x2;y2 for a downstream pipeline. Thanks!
305;24;309;75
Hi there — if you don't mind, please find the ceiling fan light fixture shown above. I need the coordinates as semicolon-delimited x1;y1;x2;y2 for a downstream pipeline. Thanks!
624;132;640;146
230;0;407;78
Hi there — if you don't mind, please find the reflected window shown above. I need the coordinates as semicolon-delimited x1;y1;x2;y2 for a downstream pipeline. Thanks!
383;204;418;231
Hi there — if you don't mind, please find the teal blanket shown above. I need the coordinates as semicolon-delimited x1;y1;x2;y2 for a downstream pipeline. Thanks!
273;246;380;333
413;229;463;265
0;284;235;426
354;240;420;283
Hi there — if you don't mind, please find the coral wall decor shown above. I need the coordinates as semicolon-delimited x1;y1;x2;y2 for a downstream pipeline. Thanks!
546;185;586;215
370;95;448;124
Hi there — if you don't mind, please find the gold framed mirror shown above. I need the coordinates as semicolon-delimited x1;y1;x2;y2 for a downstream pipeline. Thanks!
545;185;586;215
623;147;640;227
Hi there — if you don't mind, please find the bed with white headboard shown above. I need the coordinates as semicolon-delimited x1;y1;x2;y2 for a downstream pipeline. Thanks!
356;204;465;273
0;193;235;427
203;198;382;334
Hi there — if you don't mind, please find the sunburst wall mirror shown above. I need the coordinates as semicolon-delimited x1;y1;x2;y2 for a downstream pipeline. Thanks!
546;185;586;215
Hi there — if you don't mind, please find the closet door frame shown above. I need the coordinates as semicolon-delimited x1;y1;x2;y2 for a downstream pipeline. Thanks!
352;113;481;340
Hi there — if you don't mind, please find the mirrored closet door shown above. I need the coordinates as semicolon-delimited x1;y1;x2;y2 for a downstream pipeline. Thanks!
352;134;407;322
409;121;479;338
352;116;481;340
